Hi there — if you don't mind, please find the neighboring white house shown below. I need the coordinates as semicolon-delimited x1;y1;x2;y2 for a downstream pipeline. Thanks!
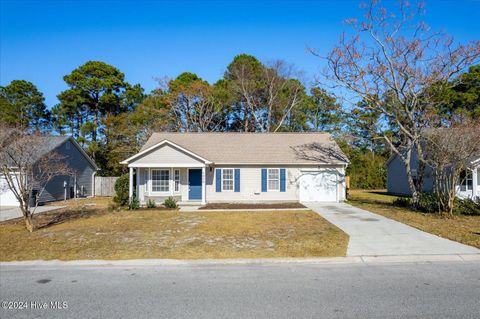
120;133;349;205
386;150;480;199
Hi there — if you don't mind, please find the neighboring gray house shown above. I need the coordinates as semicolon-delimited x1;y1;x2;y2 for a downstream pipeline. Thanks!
386;149;480;199
120;133;349;205
0;136;99;207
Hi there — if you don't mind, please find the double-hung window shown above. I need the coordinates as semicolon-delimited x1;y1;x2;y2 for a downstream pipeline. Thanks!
267;168;280;191
174;169;180;192
151;169;169;192
460;170;473;192
222;169;234;191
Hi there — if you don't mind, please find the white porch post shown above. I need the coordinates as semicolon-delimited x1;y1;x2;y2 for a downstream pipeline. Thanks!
136;168;140;200
201;166;206;205
473;167;478;199
129;167;134;199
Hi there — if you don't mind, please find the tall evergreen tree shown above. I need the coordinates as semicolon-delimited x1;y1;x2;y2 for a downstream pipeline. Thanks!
0;80;50;131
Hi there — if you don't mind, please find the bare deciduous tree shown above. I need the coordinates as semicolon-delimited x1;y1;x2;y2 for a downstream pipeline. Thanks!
0;126;75;232
227;58;306;132
311;0;480;203
424;120;480;214
168;80;224;132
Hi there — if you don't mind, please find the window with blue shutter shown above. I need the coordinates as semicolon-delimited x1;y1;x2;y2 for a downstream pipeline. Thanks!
215;169;222;192
234;169;240;192
280;168;286;192
261;169;267;192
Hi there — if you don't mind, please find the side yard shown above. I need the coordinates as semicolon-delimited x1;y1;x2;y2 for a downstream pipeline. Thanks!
0;198;348;261
348;189;480;249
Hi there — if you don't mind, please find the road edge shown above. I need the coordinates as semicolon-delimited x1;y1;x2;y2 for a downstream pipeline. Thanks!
1;254;480;267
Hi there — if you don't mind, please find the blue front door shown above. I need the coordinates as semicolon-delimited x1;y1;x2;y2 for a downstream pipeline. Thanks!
188;169;202;200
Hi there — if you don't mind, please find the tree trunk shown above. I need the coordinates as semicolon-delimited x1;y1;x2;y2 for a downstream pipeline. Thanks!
401;145;420;205
23;210;34;232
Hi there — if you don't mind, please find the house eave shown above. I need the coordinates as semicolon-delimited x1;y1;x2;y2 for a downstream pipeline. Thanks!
120;139;212;165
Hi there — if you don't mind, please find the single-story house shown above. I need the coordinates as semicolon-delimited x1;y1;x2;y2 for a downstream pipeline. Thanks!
120;133;349;205
0;136;99;207
386;149;480;199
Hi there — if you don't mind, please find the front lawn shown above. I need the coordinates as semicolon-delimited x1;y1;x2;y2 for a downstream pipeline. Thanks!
0;198;348;261
348;189;480;249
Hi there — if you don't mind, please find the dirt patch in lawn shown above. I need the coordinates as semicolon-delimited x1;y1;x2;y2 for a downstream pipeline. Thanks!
200;202;306;210
0;205;348;261
348;190;480;249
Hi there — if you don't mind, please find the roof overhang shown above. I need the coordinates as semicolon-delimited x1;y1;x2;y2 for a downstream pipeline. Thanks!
120;139;212;165
66;137;100;171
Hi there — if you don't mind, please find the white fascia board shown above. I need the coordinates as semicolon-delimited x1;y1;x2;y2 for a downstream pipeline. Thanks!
128;163;206;168
213;163;346;166
471;157;480;166
120;140;211;165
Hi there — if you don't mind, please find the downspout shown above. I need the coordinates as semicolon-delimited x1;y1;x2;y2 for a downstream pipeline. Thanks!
91;171;97;197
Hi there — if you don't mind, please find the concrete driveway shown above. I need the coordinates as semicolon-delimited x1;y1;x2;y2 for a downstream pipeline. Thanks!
0;206;64;222
304;202;480;256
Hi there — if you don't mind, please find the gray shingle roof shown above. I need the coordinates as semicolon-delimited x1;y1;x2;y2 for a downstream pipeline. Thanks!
139;132;349;165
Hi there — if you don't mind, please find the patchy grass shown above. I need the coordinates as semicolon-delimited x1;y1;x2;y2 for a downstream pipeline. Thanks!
0;198;348;261
44;196;112;209
348;189;480;249
348;189;402;204
200;202;306;210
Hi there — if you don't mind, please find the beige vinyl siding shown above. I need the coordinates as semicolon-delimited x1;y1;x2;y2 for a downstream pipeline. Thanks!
206;165;346;202
136;165;346;203
133;144;203;165
180;168;189;201
138;167;189;204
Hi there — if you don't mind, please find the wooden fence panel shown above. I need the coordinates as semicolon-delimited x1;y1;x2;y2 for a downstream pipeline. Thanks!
94;176;119;197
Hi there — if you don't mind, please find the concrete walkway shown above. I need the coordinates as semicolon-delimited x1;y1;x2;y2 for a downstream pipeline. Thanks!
304;202;480;256
0;205;64;222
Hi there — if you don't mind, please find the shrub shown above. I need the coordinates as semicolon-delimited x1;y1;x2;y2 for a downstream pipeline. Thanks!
128;197;140;210
416;192;441;213
392;197;411;208
114;174;129;206
392;192;442;213
163;197;178;209
454;197;480;216
146;199;156;209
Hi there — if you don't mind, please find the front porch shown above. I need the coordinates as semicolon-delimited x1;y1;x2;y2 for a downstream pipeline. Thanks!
128;165;207;206
457;167;480;200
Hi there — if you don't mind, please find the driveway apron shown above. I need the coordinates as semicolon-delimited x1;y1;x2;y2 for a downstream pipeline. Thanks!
304;202;480;256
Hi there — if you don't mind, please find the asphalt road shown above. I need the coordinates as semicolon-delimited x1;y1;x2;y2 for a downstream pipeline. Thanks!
1;261;479;319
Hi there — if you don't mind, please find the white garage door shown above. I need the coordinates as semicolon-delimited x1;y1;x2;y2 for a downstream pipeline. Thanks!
0;176;20;207
299;171;338;202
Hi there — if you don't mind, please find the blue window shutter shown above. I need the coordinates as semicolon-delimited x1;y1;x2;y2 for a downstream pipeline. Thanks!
280;168;286;192
261;169;267;192
234;169;240;192
216;169;222;192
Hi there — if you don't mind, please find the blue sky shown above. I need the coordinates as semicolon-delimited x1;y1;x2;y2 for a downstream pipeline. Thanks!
1;0;479;107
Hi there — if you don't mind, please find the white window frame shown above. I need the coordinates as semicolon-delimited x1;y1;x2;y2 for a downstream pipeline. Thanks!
144;169;149;195
150;168;170;194
267;168;280;192
466;171;473;191
221;168;235;192
174;169;180;193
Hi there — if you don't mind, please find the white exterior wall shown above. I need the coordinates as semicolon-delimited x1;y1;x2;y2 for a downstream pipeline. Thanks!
129;143;347;203
206;165;346;202
137;167;188;204
134;144;202;165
